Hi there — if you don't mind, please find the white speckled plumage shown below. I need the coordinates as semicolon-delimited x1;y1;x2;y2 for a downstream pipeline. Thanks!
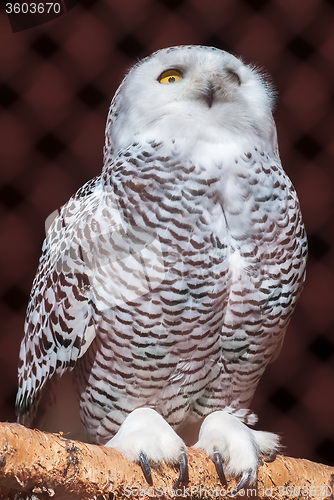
16;46;307;486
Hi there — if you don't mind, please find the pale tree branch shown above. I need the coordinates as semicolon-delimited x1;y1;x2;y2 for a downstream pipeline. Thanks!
0;422;333;499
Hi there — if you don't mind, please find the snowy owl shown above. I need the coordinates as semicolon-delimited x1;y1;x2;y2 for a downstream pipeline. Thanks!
16;45;307;492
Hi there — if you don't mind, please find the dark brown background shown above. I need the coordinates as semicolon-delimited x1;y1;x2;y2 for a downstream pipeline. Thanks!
0;0;333;466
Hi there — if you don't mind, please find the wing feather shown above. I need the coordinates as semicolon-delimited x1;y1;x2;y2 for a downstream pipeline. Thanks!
16;175;123;423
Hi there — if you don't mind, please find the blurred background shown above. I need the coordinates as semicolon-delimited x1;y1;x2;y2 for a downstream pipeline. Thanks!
0;0;333;466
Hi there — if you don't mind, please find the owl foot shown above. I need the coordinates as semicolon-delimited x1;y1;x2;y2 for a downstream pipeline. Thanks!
106;408;188;487
194;408;279;493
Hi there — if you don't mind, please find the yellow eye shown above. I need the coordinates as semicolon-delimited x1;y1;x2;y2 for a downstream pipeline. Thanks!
158;69;182;84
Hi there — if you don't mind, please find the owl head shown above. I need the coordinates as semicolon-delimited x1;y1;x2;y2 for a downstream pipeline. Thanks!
104;46;277;160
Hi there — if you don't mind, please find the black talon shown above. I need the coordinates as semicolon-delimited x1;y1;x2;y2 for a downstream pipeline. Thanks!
231;469;252;495
265;450;277;463
173;450;188;488
213;449;227;486
139;452;153;486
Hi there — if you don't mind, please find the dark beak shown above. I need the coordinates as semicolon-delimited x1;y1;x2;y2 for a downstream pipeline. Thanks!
205;83;215;108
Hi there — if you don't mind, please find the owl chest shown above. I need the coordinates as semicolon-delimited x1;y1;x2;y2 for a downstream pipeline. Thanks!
111;138;287;239
110;153;289;295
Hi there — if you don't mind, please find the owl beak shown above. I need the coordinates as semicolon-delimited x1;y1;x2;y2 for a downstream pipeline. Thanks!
204;83;215;108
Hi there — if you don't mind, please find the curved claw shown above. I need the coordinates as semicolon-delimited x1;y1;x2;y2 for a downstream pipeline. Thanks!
213;449;227;486
173;450;188;488
265;450;277;463
231;469;252;495
139;452;153;486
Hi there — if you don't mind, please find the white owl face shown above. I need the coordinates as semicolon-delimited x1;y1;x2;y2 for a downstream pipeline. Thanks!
106;46;277;157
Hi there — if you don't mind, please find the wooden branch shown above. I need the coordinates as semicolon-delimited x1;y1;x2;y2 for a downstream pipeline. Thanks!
0;422;333;499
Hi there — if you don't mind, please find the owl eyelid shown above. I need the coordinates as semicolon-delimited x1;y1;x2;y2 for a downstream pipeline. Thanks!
226;69;241;86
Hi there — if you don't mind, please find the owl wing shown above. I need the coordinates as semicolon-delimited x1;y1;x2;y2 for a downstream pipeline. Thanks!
16;175;125;424
219;153;307;397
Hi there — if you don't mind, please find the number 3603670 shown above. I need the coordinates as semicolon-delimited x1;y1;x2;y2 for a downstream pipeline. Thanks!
5;2;61;14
